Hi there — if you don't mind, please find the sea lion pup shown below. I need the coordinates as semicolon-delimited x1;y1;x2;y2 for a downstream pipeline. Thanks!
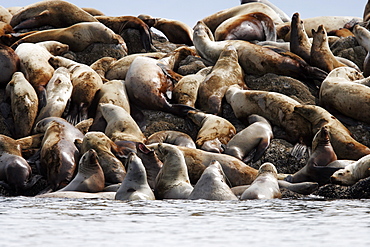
10;0;98;30
294;104;370;160
138;14;193;46
285;126;340;186
173;67;212;108
331;154;370;186
153;143;193;199
59;149;105;193
99;103;146;143
197;44;245;114
95;15;152;52
5;72;38;139
125;56;194;116
187;110;236;153
201;2;284;34
49;56;103;125
81;131;126;185
148;143;258;186
188;160;238;201
319;67;370;124
214;12;276;42
147;130;196;149
0;44;20;85
310;25;347;73
0;134;33;193
115;152;155;201
241;162;281;200
35;117;84;191
290;12;311;63
225;85;312;146
224;114;273;163
193;21;327;82
353;24;370;77
35;67;72;123
11;22;126;53
240;0;290;22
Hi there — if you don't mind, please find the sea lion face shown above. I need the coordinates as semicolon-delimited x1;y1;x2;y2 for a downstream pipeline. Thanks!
331;168;355;185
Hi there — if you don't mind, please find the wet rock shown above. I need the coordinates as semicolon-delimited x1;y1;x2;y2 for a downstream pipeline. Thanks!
177;55;207;75
331;36;366;70
71;43;127;65
314;177;370;199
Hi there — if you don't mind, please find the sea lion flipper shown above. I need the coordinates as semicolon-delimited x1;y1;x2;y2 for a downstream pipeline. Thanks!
313;166;344;185
252;138;270;163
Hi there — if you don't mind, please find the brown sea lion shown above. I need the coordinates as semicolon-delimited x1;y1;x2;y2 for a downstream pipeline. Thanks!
331;154;370;185
10;0;98;30
188;160;238;201
82;7;105;16
59;149;105;193
0;44;20;85
214;12;276;42
147;130;196;149
290;12;311;63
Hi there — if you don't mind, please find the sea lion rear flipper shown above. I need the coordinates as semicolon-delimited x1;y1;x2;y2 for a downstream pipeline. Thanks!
290;143;308;160
24;174;43;190
170;104;196;117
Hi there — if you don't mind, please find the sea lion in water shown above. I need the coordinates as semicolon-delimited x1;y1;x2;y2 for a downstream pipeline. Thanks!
241;162;281;200
153;143;193;199
224;114;273;163
0;44;20;85
188;160;238;201
59;149;105;193
147;130;196;149
331;154;370;185
5;72;38;139
115;152;155;201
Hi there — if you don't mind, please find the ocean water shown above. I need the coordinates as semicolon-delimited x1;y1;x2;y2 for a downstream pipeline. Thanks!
1;196;369;247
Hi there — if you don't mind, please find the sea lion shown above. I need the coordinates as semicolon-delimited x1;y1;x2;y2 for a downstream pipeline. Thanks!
90;57;118;82
290;12;311;63
147;130;196;149
11;22;126;53
35;67;73;123
277;180;319;195
98;103;146;143
35;191;116;199
148;143;258;186
188;160;238;201
310;25;347;73
0;6;12;24
115;152;155;201
36;117;84;191
139;15;193;46
214;12;276;42
59;149;105;193
49;56;103;124
0;44;20;85
14;41;69;107
96;15;152;52
353;24;370;77
81;131;126;185
82;7;105;16
201;2;284;34
187;110;236;153
240;0;290;22
331;154;370;185
225;85;312;145
153;143;193;199
125;56;194;116
285;126;340;186
240;162;281;199
224;114;273;163
197;44;246;114
10;0;98;30
173;67;212;108
319;67;370;124
5;72;38;139
193;21;327;81
294;104;370;160
364;0;370;22
0;134;33;193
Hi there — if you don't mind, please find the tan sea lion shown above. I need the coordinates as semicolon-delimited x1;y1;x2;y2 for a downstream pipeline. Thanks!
81;131;126;185
35;67;73;123
115;152;155;201
187;110;236;153
197;44;246;114
10;0;98;30
153;143;193;199
193;21;327;81
240;0;290;22
214;12;276;42
188;160;238;201
331;154;370;185
310;25;347;73
11;22;126;53
353;24;370;77
59;149;105;193
224;114;273;163
289;12;311;63
0;44;20;85
0;6;12;24
225;85;312;145
147;130;196;149
364;0;370;22
294;104;370;160
240;162;281;200
90;57;118;82
5;72;38;139
82;7;105;17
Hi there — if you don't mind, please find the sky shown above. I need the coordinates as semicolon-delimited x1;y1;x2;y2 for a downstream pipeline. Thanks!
2;0;367;28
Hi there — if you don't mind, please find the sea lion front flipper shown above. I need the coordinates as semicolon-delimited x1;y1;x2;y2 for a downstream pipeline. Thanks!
13;10;51;31
251;137;271;163
313;165;344;185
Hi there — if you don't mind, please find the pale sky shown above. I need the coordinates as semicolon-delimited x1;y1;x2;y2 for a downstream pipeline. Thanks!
2;0;366;28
